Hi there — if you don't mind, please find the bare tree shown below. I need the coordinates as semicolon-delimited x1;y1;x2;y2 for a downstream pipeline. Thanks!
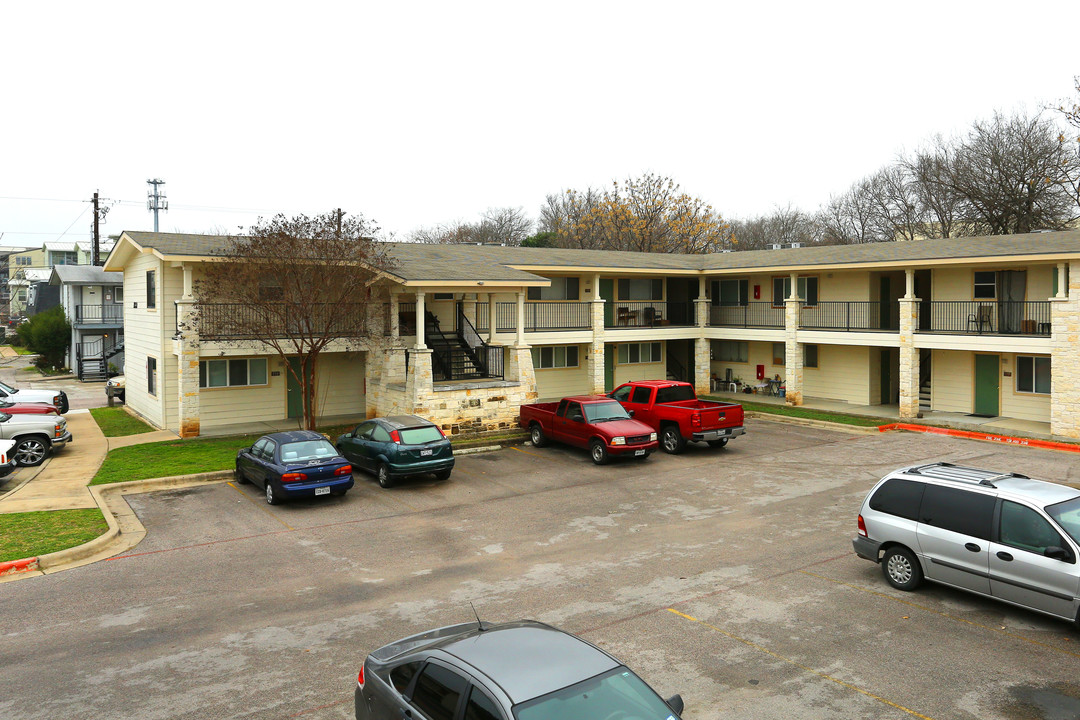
408;207;533;246
1054;76;1080;209
193;210;394;431
729;205;817;250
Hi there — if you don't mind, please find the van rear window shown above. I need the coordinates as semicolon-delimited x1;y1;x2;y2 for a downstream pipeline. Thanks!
399;426;443;444
869;478;924;521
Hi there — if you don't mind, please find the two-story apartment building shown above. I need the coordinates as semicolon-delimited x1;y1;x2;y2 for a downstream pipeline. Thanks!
102;230;1080;440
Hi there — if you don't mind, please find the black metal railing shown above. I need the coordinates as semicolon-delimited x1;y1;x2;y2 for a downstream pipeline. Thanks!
799;301;899;332
921;301;1051;336
194;303;370;340
75;304;124;324
708;302;784;328
605;301;694;328
431;345;505;382
474;301;592;332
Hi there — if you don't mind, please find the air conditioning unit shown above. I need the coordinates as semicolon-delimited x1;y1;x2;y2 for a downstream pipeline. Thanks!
770;243;782;250
789;242;802;249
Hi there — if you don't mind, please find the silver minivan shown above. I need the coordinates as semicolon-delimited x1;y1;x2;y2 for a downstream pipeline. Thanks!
853;462;1080;625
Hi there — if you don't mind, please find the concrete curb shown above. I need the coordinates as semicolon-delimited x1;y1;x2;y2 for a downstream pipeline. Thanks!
0;470;232;582
744;411;881;435
879;423;1080;454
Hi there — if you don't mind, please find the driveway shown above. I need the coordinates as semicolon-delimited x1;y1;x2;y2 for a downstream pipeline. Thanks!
2;420;1080;719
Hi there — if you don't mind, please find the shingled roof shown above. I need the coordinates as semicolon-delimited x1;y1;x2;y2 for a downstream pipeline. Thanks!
111;229;1080;283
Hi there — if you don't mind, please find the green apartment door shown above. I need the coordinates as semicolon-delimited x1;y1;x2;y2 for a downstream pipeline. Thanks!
287;357;314;420
974;354;999;417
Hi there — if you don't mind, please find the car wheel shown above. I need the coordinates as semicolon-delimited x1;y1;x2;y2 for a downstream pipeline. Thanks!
589;440;609;465
882;546;922;591
234;462;249;484
530;423;547;448
13;436;49;467
377;463;394;488
707;438;729;448
434;469;452;481
265;481;281;506
660;426;685;454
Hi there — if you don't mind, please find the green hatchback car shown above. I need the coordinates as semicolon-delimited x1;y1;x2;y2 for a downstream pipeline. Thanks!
336;415;454;488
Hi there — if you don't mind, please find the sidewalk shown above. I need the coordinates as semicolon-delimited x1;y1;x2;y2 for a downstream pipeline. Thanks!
0;412;179;514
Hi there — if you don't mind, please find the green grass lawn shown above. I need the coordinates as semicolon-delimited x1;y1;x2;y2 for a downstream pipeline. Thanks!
704;397;885;427
91;434;264;485
0;509;108;563
1;344;34;356
89;407;157;437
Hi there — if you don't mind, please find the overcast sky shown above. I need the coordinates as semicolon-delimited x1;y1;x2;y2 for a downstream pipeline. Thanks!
2;1;1077;250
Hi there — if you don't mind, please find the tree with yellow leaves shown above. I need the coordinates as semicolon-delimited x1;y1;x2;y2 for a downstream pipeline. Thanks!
539;173;733;254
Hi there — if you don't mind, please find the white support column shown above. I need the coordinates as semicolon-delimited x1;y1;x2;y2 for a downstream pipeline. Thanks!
904;268;915;299
182;264;194;300
488;293;498;344
415;291;426;349
1057;263;1068;298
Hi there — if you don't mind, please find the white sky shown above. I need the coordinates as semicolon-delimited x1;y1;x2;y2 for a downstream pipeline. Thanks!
2;1;1077;249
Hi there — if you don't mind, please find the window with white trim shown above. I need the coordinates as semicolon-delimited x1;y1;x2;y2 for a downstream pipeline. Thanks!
199;358;269;388
618;278;662;300
147;356;157;396
804;344;818;368
715;340;748;363
712;279;748;306
974;271;996;299
772;276;817;306
528;277;579;300
617;342;662;364
772;343;785;366
532;345;579;369
1016;356;1050;394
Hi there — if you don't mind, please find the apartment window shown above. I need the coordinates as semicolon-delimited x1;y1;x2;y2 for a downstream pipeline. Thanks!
1016;356;1050;394
50;251;78;265
617;342;662;364
15;257;31;266
258;275;282;301
532;345;579;369
199;358;269;388
804;344;818;368
618;278;663;300
528;277;579;300
715;340;748;363
147;357;157;396
772;276;818;306
113;287;124;304
772;343;786;366
712;279;748;306
974;271;996;299
146;270;157;309
432;293;454;301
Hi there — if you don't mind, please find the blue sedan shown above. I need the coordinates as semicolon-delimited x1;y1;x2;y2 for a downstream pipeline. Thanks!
234;430;353;505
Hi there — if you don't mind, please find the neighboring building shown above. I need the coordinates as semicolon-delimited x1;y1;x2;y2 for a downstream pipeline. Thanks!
103;230;1080;440
49;265;125;380
10;268;55;318
7;240;115;320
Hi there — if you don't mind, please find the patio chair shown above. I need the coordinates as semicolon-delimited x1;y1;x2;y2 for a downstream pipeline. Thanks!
642;306;663;325
966;305;993;333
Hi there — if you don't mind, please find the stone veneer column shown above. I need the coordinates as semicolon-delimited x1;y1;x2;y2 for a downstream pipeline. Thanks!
176;297;201;437
898;297;920;418
587;298;606;394
694;297;710;395
784;295;803;406
506;345;538;402
405;348;433;413
1050;260;1080;439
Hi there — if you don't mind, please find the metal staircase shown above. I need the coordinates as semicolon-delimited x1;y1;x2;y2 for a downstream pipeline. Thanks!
76;336;125;381
423;308;503;382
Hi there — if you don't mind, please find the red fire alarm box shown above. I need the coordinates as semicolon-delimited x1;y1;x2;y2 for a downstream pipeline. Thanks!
753;285;761;299
756;364;765;380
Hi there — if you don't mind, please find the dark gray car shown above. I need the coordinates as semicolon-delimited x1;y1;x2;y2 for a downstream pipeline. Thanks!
354;620;684;720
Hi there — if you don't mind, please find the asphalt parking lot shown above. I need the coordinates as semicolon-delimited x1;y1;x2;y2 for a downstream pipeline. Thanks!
3;419;1080;719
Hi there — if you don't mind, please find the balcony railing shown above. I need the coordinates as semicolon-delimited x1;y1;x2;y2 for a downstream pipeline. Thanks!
194;303;370;340
921;301;1051;336
75;304;124;324
800;301;899;332
605;301;695;329
473;301;592;333
708;302;784;329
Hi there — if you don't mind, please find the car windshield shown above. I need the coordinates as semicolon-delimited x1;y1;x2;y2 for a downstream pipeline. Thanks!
0;380;17;394
1046;496;1080;546
0;413;10;423
513;667;675;720
583;401;630;423
399;426;442;444
278;439;339;463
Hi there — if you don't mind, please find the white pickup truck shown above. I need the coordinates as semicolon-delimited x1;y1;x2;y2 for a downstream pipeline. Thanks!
0;413;73;466
0;379;68;413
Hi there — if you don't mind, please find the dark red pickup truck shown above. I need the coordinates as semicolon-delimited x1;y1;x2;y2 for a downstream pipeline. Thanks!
609;380;745;454
519;395;659;465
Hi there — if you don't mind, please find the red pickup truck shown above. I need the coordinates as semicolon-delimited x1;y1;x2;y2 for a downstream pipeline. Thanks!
608;380;745;454
519;395;659;465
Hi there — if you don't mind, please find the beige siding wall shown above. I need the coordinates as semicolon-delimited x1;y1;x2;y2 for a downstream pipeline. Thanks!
1028;265;1054;300
803;345;872;404
932;267;971;301
315;353;367;417
532;344;589;400
930;349;971;413
614;360;665;385
1002;353;1051;422
123;253;168;428
199;361;285;430
821;271;871;301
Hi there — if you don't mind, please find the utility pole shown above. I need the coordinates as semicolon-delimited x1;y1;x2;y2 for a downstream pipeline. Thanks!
147;178;168;232
90;190;111;266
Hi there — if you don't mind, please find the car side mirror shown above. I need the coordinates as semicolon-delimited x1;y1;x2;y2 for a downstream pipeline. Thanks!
627;409;635;417
665;694;684;715
344;432;353;439
1045;546;1072;562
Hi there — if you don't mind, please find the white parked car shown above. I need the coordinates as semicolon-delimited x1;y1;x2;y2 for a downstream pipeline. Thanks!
0;439;17;478
0;379;68;413
106;375;125;403
0;413;73;466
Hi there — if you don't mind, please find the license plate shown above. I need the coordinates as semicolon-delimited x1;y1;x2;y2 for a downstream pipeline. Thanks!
634;449;646;456
314;487;330;496
420;449;433;456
